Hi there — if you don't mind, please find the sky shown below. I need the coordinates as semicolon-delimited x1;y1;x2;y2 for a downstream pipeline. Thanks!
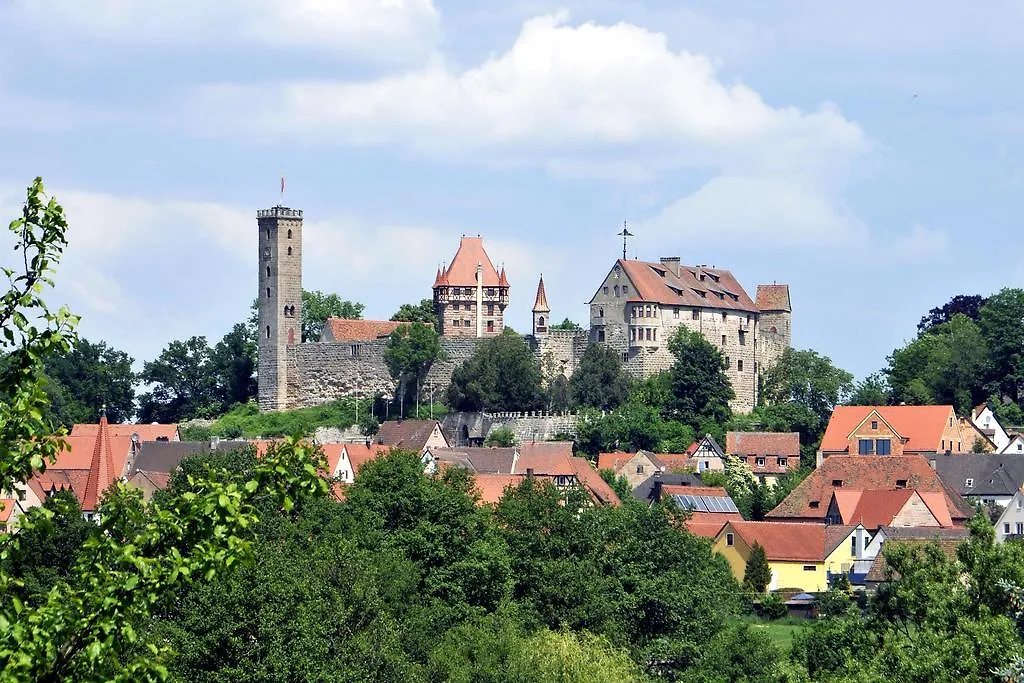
1;0;1022;380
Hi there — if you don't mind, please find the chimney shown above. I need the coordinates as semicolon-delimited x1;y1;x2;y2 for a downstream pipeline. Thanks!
660;256;681;277
526;467;534;478
652;480;664;502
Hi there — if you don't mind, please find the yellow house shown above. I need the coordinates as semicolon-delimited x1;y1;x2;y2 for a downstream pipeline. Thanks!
713;520;869;592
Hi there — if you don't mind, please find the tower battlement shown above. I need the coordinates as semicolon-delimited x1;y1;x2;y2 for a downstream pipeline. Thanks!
257;206;303;219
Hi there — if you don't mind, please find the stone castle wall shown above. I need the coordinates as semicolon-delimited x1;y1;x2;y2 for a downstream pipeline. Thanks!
532;329;589;378
284;337;484;410
443;411;579;446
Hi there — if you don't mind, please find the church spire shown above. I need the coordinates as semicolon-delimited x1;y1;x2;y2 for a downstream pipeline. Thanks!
533;275;550;313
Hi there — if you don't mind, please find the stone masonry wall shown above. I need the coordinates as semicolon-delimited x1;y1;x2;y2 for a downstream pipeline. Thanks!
532;329;589;379
284;337;484;410
443;411;579;446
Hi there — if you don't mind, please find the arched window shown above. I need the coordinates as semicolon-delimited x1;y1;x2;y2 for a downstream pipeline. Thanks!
266;326;271;339
770;325;778;333
266;229;271;240
283;305;290;316
287;229;292;239
266;266;271;277
538;316;545;327
287;246;292;256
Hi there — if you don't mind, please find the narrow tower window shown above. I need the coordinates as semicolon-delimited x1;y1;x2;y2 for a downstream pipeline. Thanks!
287;246;292;256
266;326;271;339
266;287;271;299
287;229;292;239
266;266;271;277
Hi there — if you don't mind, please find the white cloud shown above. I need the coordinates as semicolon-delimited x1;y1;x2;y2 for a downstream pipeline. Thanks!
882;223;949;263
189;11;869;176
5;0;440;58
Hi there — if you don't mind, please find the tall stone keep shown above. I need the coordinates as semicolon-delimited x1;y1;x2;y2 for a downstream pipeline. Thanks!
257;205;303;411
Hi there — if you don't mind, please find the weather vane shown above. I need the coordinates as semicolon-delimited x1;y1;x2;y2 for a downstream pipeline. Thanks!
617;221;633;260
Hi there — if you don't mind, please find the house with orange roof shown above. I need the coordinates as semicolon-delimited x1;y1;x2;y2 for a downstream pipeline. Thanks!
817;405;975;464
766;455;972;528
71;421;179;442
650;483;742;538
685;434;726;473
374;419;449;453
713;520;870;592
823;488;951;531
319;319;408;343
587;257;791;413
432;235;509;338
321;442;393;484
726;431;800;487
598;448;718;490
471;459;620;507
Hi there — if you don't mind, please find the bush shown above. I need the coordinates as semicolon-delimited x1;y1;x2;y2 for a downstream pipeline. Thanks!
179;423;212;441
485;428;517;447
359;414;380;436
760;592;787;620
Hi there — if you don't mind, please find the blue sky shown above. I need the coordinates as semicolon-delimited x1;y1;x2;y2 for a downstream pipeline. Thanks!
1;0;1022;381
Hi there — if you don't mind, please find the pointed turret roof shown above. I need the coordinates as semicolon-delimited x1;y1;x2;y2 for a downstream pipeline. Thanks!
432;266;443;288
499;266;509;288
439;236;503;288
533;275;550;312
82;408;117;513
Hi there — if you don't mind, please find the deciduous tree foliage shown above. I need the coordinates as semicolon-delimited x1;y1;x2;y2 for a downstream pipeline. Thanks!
447;330;544;412
761;348;853;431
569;343;631;411
391;298;439;327
137;336;219;423
210;323;257;409
301;289;364;342
917;293;987;334
666;328;734;430
43;338;135;426
846;372;891;406
980;288;1024;404
384;322;441;412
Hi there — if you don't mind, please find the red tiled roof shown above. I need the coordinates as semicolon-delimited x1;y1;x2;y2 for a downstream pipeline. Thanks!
570;456;620;506
651;453;692;471
722;521;853;562
0;499;17;524
474;473;524;504
440;236;504;288
375;420;444;451
755;284;791;312
71;422;178;442
687;520;734;538
82;415;118;512
597;452;635;472
820;405;956;453
533;276;550;312
726;432;800;458
767;456;970;523
515;443;575;474
323;319;405;342
607;259;758;313
342;443;392;474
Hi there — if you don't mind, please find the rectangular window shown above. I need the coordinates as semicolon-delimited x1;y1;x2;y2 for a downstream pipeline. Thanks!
778;457;788;468
1005;523;1011;534
876;439;891;455
737;360;744;372
603;286;608;295
692;309;699;320
597;330;605;342
453;302;460;311
858;439;874;455
851;537;857;555
803;565;816;571
349;344;358;358
1018;523;1024;535
453;319;460;327
725;356;730;369
726;533;734;546
895;479;907;489
614;285;620;296
487;304;494;315
966;478;974;488
645;328;652;341
653;329;657;341
941;440;945;451
722;334;727;346
487;288;495;296
721;312;727;321
636;465;644;474
487;320;494;332
809;501;820;509
755;457;765;467
871;420;878;429
623;286;629;294
673;307;679;319
464;319;471;327
738;331;746;345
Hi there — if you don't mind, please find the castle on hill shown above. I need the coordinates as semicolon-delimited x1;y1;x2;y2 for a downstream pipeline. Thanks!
256;205;790;414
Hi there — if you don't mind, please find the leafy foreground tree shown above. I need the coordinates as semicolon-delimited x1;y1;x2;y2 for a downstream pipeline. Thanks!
43;338;135;426
0;180;327;681
569;343;631;411
391;298;439;327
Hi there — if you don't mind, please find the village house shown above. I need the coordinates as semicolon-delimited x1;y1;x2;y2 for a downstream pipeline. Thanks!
632;471;704;503
861;526;969;588
823;488;953;531
817;405;975;464
972;403;1011;452
125;439;246;501
994;488;1024;542
932;453;1024;508
374;419;449;453
649;483;742;538
726;431;800;486
1003;434;1024;455
713;521;869;593
322;442;393;484
766;456;972;528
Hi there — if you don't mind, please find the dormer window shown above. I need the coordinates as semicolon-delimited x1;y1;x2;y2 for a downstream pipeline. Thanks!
809;501;820;509
832;479;843;487
896;479;907;489
966;478;975;488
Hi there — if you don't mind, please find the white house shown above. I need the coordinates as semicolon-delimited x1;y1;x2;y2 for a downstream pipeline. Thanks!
973;404;1011;452
996;489;1024;543
1002;434;1024;455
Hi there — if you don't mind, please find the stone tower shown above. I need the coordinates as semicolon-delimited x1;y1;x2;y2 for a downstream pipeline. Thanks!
257;205;303;411
532;275;550;337
755;284;792;347
433;236;509;337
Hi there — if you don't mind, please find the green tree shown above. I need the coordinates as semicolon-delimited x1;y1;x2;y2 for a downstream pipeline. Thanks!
485;427;517;447
391;298;439;328
42;338;135;426
886;314;988;413
506;629;645;683
384;322;441;416
761;348;853;430
137;336;218;422
743;542;771;593
549;318;583;332
447;330;544;412
569;344;631;410
210;323;257;409
666;328;734;429
918;294;987;334
847;372;891;406
301;289;364;342
979;288;1024;404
